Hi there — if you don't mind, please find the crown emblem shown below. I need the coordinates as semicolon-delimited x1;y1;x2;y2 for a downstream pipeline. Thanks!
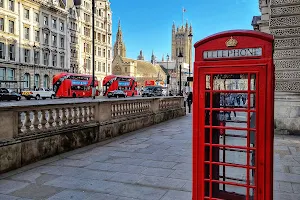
226;37;238;47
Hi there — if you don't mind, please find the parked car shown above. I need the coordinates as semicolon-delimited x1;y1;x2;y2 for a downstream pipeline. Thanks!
142;86;163;97
22;87;55;100
0;88;21;101
107;90;127;98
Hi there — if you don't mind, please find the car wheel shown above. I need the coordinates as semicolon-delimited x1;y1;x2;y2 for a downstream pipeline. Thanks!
16;96;21;101
35;94;40;100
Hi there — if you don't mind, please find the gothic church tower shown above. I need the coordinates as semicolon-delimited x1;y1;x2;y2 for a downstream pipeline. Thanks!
171;22;193;64
113;20;126;58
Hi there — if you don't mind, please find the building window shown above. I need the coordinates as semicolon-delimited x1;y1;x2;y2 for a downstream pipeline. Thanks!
60;55;64;68
9;44;15;61
44;16;48;25
9;20;14;33
101;23;104;29
24;27;29;40
125;67;127;73
43;75;49;88
108;36;111;44
108;50;110;59
84;13;90;23
103;48;106;58
52;18;56;28
35;30;39;42
108;24;111;32
34;50;39;64
44;32;49;44
98;47;101;56
102;34;106;43
59;21;64;31
0;42;4;59
8;0;14;11
102;63;105;72
84;27;90;37
0;0;3;7
98;62;101;71
34;74;39;88
43;52;49;66
97;33;101;41
7;68;14;80
52;54;57;66
60;36;64;48
35;12;39;22
0;68;5;80
52;34;57;46
108;64;110;73
24;49;30;63
0;18;4;31
24;73;30;88
24;8;29;19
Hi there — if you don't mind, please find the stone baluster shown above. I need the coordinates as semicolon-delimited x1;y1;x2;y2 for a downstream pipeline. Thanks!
90;106;94;120
55;108;61;127
18;112;24;135
85;106;89;122
40;110;47;130
48;109;55;128
61;108;67;125
79;107;85;123
73;107;79;124
24;111;31;133
33;110;40;131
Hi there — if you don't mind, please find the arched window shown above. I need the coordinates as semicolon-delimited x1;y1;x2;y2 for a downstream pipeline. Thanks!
44;75;49;88
24;73;30;88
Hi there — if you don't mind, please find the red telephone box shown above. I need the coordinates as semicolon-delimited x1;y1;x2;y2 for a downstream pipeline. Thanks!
193;30;274;200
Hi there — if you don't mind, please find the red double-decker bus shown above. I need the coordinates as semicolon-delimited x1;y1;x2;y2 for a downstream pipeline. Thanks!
103;75;138;97
53;72;99;98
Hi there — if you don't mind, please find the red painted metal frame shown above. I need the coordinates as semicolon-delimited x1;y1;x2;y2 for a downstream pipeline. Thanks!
192;30;274;200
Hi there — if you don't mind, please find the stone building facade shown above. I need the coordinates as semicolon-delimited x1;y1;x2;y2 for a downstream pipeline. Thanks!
254;0;300;132
0;0;69;91
74;0;112;87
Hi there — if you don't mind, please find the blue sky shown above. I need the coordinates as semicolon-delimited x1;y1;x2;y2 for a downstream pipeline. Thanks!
110;0;260;61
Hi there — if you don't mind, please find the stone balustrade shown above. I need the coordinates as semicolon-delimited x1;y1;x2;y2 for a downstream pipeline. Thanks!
0;97;185;173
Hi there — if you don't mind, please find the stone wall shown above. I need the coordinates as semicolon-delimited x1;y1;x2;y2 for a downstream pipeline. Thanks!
0;97;185;173
268;0;300;132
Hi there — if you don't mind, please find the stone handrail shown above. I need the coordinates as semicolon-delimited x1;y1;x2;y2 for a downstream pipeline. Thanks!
0;97;184;141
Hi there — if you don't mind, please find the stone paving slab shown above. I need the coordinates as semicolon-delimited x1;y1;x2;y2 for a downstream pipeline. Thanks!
0;114;300;199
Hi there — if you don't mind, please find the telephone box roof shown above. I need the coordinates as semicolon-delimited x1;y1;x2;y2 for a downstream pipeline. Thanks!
194;30;274;48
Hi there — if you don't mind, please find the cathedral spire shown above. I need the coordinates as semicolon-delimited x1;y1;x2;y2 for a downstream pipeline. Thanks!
113;19;126;58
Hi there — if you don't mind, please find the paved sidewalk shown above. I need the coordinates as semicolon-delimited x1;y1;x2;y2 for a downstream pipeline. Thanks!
0;114;299;200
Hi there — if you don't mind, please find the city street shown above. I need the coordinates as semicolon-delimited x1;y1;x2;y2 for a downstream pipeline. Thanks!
0;114;299;200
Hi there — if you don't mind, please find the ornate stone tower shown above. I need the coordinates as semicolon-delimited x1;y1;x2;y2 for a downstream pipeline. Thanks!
137;50;144;60
171;21;193;64
113;20;126;58
151;51;156;64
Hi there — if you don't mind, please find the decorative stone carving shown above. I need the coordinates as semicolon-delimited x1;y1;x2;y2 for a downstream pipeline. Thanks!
275;71;300;79
275;81;300;92
270;16;300;28
271;5;300;16
274;59;300;69
271;0;300;6
273;49;300;59
271;27;300;37
274;37;300;49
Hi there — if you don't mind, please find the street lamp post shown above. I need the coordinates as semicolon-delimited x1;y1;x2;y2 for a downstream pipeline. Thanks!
91;0;95;99
166;54;169;96
188;31;193;93
178;51;183;95
33;43;37;90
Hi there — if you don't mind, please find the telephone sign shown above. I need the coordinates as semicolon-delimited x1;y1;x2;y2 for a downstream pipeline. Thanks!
193;30;274;200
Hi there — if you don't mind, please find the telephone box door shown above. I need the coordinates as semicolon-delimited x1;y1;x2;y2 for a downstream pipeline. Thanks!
196;65;267;200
